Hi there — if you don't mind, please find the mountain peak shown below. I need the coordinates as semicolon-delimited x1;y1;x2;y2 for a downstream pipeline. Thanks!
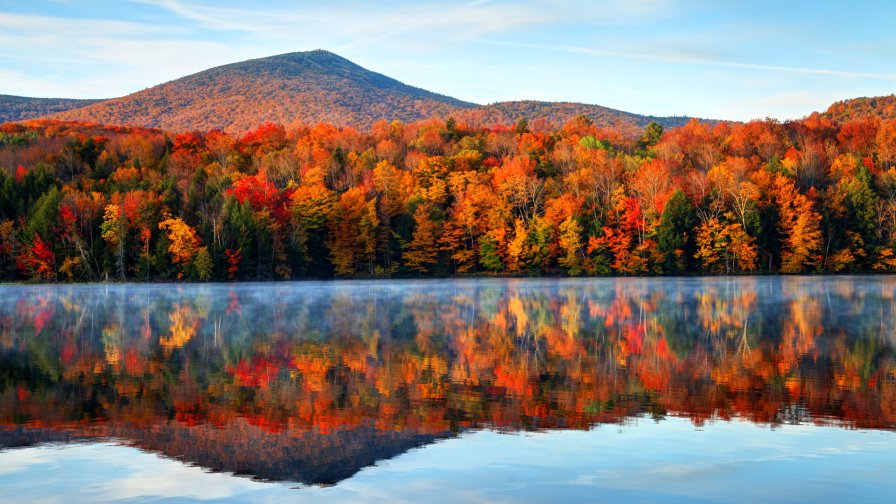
48;50;476;132
249;49;356;67
193;49;370;80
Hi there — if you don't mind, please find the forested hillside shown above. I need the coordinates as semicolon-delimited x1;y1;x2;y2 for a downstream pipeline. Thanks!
41;50;700;133
2;111;896;281
824;95;896;123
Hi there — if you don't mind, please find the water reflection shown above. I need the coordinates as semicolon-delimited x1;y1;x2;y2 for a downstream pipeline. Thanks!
0;277;894;484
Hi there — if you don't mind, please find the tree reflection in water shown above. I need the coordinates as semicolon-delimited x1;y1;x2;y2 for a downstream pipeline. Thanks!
0;277;894;484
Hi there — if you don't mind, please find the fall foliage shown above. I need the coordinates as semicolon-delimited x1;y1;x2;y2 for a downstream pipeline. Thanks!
3;110;896;281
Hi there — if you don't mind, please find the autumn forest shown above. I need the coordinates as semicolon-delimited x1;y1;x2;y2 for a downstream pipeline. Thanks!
2;111;896;282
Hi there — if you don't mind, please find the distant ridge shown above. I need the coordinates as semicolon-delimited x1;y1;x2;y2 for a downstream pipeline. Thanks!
0;95;101;123
455;100;695;129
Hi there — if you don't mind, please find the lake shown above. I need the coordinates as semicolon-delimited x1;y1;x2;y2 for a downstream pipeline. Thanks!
0;277;894;502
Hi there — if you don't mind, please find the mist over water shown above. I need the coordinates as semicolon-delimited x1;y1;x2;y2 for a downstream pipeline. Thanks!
1;277;895;501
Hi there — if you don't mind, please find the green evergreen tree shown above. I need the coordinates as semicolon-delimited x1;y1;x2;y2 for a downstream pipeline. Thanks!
656;190;697;273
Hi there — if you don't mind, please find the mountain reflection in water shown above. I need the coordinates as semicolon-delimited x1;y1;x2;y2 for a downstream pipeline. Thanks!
0;277;894;485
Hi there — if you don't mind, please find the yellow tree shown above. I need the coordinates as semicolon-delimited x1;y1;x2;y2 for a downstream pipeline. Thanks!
289;183;335;271
101;204;127;279
707;157;760;230
557;216;584;275
441;179;495;273
694;216;758;273
158;217;204;278
327;187;379;276
493;156;543;222
372;160;411;268
775;175;822;273
403;204;440;274
506;218;531;273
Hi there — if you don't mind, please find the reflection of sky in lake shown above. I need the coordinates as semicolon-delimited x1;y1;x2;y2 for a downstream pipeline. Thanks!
2;417;894;503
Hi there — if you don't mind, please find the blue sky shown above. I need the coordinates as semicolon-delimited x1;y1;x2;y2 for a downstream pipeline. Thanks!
1;0;894;121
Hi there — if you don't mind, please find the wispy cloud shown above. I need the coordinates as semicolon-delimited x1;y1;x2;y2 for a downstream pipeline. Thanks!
0;11;179;37
133;0;546;45
477;39;896;81
0;11;253;97
131;0;310;32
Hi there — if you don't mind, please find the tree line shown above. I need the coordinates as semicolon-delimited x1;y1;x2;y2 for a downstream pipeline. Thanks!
4;279;894;440
2;112;896;281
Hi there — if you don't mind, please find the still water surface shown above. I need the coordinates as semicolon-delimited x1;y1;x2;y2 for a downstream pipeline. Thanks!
0;277;894;502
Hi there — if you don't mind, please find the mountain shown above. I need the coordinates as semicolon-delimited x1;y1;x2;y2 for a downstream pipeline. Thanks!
50;50;477;133
822;94;896;123
0;95;101;123
41;50;704;133
0;424;448;486
455;100;694;129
